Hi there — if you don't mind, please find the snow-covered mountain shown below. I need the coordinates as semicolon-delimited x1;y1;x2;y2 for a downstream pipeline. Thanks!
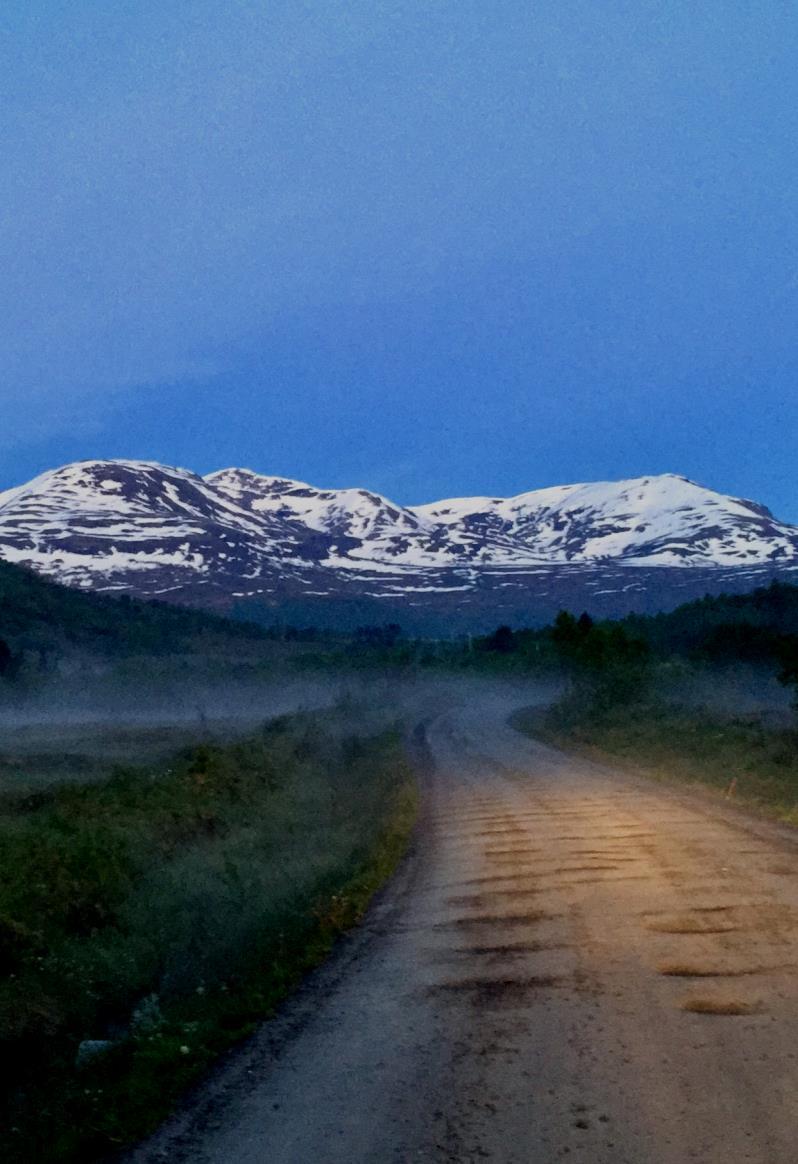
0;460;796;622
414;474;798;566
208;467;798;568
206;468;431;549
0;460;343;596
206;468;523;566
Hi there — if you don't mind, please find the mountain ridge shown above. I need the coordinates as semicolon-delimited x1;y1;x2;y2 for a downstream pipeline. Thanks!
0;459;796;628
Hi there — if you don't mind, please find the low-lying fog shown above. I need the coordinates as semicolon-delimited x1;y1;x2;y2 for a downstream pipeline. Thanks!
0;672;563;794
667;663;794;724
0;659;790;796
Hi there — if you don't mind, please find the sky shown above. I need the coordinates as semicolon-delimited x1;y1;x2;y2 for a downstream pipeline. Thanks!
1;1;797;517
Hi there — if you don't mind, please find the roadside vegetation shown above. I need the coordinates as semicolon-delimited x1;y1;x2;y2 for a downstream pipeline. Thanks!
522;698;798;824
0;707;417;1162
504;582;798;823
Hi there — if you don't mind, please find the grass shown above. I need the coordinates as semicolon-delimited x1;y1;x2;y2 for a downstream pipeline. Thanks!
511;694;798;826
0;720;261;794
0;708;418;1162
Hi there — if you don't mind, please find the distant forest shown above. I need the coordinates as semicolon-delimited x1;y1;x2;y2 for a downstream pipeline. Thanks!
0;559;266;671
476;580;798;667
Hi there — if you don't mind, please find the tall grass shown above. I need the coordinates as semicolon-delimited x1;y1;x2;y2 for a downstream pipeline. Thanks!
0;709;417;1162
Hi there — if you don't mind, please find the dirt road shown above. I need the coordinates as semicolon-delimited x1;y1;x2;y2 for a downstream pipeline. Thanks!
132;694;798;1163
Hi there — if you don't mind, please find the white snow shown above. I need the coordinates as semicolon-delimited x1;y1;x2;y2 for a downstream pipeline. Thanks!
0;463;796;596
410;474;794;567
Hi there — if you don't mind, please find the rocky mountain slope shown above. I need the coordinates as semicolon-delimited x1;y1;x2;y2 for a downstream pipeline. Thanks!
0;459;796;627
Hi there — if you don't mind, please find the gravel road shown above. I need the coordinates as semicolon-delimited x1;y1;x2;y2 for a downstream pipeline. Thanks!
131;693;798;1163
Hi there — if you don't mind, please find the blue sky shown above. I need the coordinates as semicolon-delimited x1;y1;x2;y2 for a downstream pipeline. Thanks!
2;2;797;516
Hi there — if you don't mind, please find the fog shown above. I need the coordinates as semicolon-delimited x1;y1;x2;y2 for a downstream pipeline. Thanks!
1;653;789;799
0;667;564;794
665;663;793;725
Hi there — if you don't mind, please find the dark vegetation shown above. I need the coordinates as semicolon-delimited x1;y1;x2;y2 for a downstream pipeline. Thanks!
495;582;798;822
0;709;417;1162
0;560;422;688
4;553;797;684
472;580;798;674
0;558;267;672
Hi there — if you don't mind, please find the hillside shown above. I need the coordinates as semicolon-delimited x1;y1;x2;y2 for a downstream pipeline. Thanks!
0;558;265;659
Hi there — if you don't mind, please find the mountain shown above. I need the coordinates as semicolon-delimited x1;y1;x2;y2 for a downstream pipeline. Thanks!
205;469;435;562
209;468;798;569
205;469;524;566
0;460;345;600
1;460;797;629
414;474;798;566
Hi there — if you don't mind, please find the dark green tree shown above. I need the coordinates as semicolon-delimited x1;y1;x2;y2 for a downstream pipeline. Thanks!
484;625;516;653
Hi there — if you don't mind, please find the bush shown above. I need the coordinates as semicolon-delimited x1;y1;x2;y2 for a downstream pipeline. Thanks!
549;610;651;714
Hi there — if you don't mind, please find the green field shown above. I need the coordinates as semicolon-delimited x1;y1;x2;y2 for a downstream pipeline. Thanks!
0;706;418;1162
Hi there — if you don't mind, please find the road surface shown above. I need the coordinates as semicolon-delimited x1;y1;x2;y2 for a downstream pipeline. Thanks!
131;694;798;1163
